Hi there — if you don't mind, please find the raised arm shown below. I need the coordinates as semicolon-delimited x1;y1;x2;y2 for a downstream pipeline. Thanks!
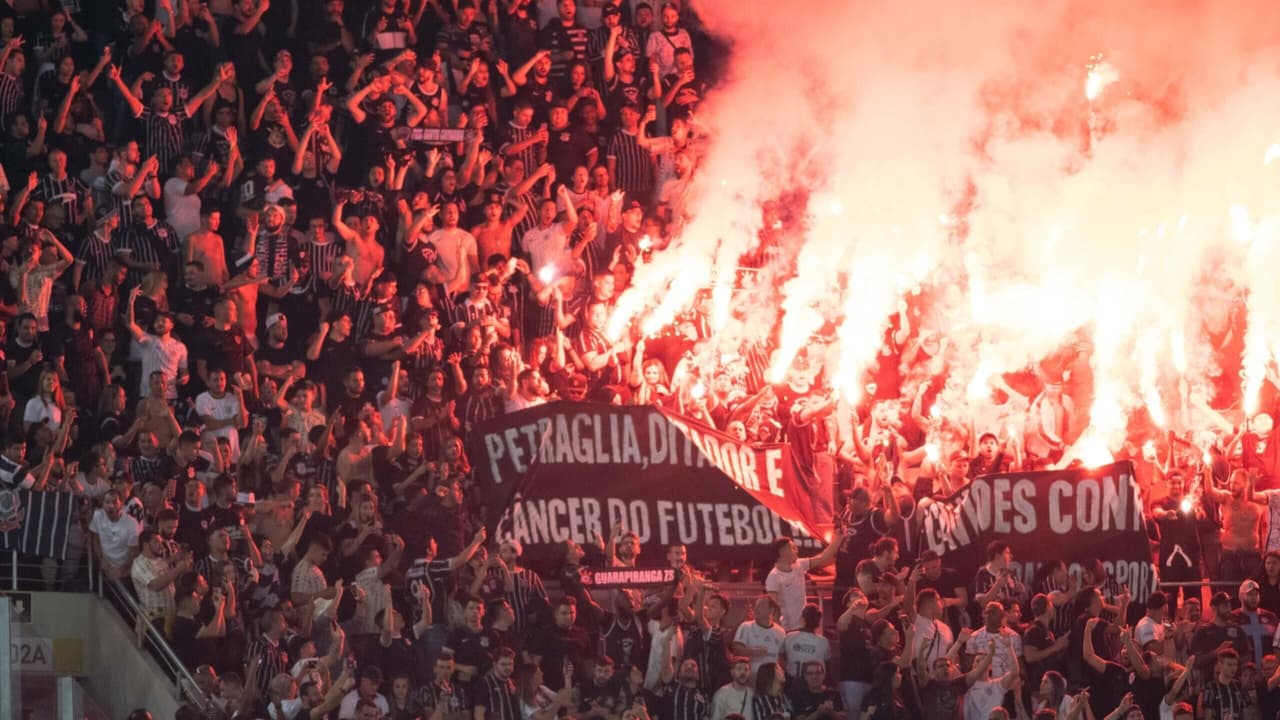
106;65;145;118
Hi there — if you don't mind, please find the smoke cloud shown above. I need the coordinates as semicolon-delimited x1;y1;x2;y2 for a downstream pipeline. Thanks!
610;0;1280;455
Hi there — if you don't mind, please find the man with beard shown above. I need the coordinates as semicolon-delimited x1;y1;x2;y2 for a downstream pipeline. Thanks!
196;298;256;391
424;202;478;296
708;658;753;720
644;2;692;78
253;203;295;285
89;489;141;579
457;364;503;434
257;313;303;384
127;288;189;401
475;647;519;720
108;63;229;174
589;5;640;85
1204;468;1264;584
1230;579;1277;665
511;52;557;123
170;261;219;345
344;76;427;185
1190;592;1249;677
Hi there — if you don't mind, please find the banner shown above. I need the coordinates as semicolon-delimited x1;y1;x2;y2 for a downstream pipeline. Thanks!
915;462;1157;603
468;402;827;569
0;489;76;561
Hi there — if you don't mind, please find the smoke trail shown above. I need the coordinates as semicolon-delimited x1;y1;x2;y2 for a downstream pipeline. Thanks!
613;0;1280;456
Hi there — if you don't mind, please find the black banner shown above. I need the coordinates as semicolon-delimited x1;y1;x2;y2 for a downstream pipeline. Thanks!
916;461;1157;603
468;402;827;570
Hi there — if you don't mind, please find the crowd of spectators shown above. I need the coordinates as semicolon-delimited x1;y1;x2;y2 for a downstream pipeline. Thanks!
0;0;1279;719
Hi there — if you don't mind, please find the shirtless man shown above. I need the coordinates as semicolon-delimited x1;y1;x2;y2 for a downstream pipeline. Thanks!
1206;468;1264;584
136;372;181;449
470;190;528;262
332;198;385;288
185;208;229;285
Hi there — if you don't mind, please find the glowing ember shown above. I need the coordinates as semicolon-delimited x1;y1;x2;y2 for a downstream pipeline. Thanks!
1180;497;1193;514
1084;58;1118;101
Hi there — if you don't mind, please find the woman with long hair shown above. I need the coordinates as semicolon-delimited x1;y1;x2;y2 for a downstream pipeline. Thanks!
564;60;606;120
24;368;66;432
1031;671;1075;717
753;662;793;720
515;662;567;720
1257;550;1280;615
632;352;672;407
96;383;128;445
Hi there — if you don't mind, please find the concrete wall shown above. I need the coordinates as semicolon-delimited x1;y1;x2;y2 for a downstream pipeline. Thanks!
18;593;182;720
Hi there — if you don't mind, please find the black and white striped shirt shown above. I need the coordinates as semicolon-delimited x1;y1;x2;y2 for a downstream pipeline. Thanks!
245;634;290;697
606;130;653;198
76;231;117;286
0;74;25;129
137;106;190;176
121;220;181;287
499;123;540;182
0;455;34;490
664;683;708;720
475;672;519;720
305;235;342;292
507;566;548;632
753;692;792;720
34;174;89;220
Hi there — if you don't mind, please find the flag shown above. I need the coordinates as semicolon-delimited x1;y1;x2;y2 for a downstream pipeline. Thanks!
0;490;76;560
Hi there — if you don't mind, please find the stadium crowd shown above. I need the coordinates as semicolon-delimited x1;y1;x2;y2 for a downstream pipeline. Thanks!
0;0;1277;719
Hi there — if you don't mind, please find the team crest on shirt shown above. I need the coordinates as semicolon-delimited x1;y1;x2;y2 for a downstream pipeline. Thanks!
0;489;22;529
480;636;490;648
167;115;178;125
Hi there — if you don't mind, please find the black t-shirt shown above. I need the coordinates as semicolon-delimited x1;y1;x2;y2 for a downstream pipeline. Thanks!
171;615;209;669
531;625;593;690
838;615;875;683
917;677;966;720
200;326;254;378
1022;621;1060;687
5;338;43;399
789;686;843;720
1155;497;1202;565
546;125;596;182
833;508;887;591
446;625;498;677
1087;662;1129;719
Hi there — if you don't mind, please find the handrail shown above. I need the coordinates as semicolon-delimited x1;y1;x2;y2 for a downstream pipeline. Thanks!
100;575;215;715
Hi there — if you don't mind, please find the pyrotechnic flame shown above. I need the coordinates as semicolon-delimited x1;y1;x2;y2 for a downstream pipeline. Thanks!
638;235;653;252
691;382;707;400
1180;497;1193;514
537;265;556;284
1085;58;1118;101
617;1;1280;458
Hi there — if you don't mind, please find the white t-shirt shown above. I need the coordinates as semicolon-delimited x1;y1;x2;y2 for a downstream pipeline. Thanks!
163;177;202;240
765;558;812;631
88;508;140;568
911;615;954;666
781;630;830;677
133;333;189;399
733;621;785;674
195;391;242;461
22;397;62;430
520;224;569;271
964;628;1022;679
1135;615;1167;648
337;690;389;720
964;677;1010;720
